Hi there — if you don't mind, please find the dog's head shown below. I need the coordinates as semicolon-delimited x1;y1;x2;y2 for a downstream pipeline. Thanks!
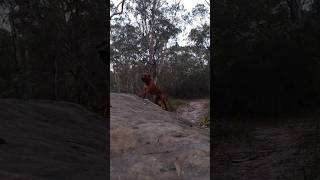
141;73;152;84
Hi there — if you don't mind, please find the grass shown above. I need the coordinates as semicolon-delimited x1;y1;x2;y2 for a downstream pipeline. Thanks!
199;115;210;127
167;98;188;112
168;98;210;128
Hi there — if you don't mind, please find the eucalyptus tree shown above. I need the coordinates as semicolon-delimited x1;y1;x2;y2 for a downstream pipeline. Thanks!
188;4;210;68
0;0;107;109
111;0;185;84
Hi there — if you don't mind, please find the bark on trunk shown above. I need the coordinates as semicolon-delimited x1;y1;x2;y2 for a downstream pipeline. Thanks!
148;0;158;84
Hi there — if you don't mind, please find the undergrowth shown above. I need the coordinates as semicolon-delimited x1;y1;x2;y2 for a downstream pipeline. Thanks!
199;115;210;127
167;98;188;112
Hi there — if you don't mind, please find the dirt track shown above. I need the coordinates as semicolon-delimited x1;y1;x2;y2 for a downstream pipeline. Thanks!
213;118;318;180
173;99;319;179
176;99;209;126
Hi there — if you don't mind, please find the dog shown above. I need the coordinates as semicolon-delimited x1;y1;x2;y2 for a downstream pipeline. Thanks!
139;73;168;111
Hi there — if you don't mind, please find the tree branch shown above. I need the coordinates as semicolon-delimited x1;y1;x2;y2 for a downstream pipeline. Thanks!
170;0;181;24
204;0;210;6
110;0;126;19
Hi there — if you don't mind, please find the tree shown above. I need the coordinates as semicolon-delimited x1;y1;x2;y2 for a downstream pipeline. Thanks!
109;0;209;98
125;0;183;83
110;0;126;19
0;0;107;110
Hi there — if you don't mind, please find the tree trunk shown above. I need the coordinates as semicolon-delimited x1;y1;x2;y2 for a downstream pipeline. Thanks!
148;0;157;84
53;58;58;100
24;45;33;99
8;10;18;72
286;0;302;24
8;7;20;97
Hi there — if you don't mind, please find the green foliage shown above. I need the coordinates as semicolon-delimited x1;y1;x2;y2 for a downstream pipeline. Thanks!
0;0;107;106
192;4;208;17
110;0;210;99
198;115;210;127
188;23;210;47
214;0;320;118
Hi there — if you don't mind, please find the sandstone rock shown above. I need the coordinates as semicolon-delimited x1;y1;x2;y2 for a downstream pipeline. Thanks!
0;99;107;180
110;93;210;180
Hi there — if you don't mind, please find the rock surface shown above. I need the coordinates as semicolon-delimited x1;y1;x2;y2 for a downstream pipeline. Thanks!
110;93;210;180
0;99;107;180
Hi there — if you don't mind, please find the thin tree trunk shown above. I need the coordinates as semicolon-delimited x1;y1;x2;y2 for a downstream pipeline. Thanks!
8;7;20;97
53;58;58;100
24;46;33;99
8;11;18;71
148;0;157;84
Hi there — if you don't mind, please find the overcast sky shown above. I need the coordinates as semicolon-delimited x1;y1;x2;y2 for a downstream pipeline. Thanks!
111;0;210;46
175;0;210;46
111;0;209;11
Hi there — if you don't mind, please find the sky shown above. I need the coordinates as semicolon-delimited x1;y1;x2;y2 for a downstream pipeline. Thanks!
111;0;209;12
110;0;210;71
111;0;210;46
175;0;210;46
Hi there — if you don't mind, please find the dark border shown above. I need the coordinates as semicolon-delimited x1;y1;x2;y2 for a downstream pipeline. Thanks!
210;0;214;178
106;2;111;179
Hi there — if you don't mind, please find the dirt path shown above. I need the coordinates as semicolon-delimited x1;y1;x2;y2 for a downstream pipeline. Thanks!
213;119;317;180
175;99;318;179
176;99;209;126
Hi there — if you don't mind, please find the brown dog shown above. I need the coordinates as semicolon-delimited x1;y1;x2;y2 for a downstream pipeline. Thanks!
140;73;168;111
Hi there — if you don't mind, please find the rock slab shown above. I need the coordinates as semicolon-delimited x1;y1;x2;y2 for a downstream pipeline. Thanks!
110;93;210;180
0;99;107;180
